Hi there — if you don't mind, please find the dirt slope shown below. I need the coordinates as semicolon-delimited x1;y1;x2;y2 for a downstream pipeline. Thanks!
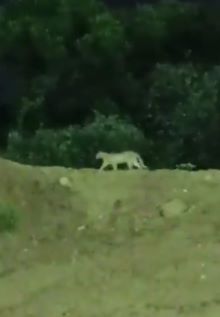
0;158;220;316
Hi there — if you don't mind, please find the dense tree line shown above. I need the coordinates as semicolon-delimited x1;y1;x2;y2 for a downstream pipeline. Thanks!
1;0;220;168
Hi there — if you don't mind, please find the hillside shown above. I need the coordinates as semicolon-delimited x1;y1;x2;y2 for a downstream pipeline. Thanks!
0;158;220;316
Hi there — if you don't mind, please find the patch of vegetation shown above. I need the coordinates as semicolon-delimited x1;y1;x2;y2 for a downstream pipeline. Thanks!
6;112;150;168
0;203;19;233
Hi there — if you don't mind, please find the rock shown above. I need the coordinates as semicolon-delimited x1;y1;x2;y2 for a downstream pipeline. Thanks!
158;198;188;218
59;177;72;188
176;163;196;170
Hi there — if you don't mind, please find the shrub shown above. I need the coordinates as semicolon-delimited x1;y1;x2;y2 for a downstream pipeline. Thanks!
146;63;219;168
0;203;19;233
6;112;151;168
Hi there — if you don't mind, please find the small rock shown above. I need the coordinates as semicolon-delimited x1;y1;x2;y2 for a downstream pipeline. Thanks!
200;274;207;280
77;225;86;231
158;198;188;218
59;177;72;188
176;163;196;170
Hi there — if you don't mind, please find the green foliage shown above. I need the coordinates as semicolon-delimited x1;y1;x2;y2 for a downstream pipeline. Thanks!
77;12;127;59
6;113;150;168
2;0;220;168
128;4;168;61
147;64;219;167
17;96;45;133
0;203;19;233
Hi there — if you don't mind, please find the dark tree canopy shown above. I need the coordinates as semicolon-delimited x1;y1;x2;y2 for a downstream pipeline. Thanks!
1;0;220;169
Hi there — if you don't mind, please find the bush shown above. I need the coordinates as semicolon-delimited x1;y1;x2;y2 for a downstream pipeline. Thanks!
6;112;151;168
0;203;19;233
146;63;219;168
